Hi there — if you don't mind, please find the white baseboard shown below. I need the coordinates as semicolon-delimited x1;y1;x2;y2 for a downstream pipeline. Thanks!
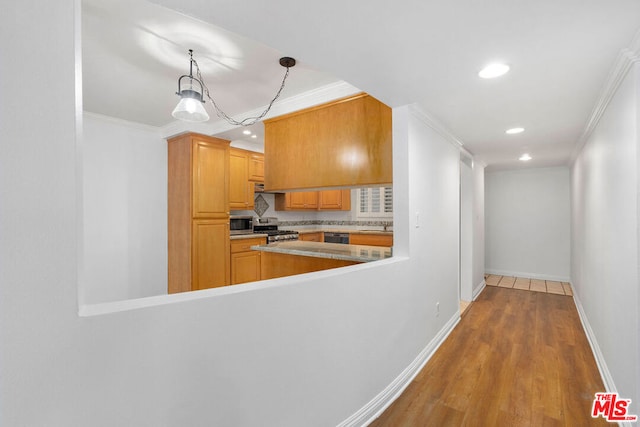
472;280;486;301
485;268;569;283
337;312;460;427
572;291;634;427
573;292;616;390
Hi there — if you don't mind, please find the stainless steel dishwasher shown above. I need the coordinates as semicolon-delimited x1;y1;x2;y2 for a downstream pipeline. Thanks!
324;232;349;244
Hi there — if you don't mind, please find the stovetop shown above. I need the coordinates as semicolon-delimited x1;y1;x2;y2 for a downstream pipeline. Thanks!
251;217;298;242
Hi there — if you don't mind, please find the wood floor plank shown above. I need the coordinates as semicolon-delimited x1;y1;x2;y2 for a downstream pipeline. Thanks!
485;275;501;286
546;280;565;295
460;300;471;316
498;276;515;288
513;277;531;290
530;279;546;293
562;282;573;296
369;287;608;426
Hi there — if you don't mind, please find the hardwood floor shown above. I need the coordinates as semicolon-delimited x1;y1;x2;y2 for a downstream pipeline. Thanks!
485;274;573;296
369;286;608;426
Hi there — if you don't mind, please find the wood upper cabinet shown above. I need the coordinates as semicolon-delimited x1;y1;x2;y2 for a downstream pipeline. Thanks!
248;152;264;182
290;191;318;209
229;148;255;210
275;190;350;211
193;139;229;218
319;189;351;210
167;132;230;294
263;93;392;191
274;191;317;210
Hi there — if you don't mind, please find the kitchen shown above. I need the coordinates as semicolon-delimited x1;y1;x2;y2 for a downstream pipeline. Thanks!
167;93;395;293
80;1;397;305
82;94;395;303
7;1;640;426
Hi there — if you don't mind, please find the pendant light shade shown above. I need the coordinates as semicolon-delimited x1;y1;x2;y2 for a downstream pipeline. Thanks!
172;89;210;122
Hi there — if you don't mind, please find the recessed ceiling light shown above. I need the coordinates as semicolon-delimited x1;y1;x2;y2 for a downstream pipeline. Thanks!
251;134;257;139
479;63;510;79
242;130;252;135
506;127;525;134
519;153;532;161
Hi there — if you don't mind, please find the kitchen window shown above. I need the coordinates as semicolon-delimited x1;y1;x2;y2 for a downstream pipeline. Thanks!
357;187;393;218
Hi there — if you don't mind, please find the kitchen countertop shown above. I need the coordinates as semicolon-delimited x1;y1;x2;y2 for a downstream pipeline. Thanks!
230;233;268;240
231;230;392;240
293;228;393;235
251;240;392;263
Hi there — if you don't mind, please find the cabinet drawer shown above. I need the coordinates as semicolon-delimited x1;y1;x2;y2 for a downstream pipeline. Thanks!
230;237;266;253
349;233;393;247
299;232;324;242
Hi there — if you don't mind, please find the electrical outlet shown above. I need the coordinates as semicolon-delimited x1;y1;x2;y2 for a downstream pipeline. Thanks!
416;211;420;228
436;302;440;317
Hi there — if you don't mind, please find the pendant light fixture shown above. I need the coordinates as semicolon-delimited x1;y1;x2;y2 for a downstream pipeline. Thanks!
172;49;296;126
171;50;209;123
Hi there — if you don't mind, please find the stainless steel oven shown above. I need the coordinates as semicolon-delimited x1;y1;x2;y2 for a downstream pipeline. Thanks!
253;217;299;243
229;215;254;235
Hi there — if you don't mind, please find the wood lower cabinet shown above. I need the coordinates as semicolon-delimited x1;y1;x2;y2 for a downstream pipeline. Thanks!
349;233;393;247
168;133;230;294
275;190;350;211
192;219;230;290
230;237;266;285
299;232;324;242
261;251;359;280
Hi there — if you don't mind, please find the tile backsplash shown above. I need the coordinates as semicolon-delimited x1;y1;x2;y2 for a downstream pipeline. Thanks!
229;191;392;230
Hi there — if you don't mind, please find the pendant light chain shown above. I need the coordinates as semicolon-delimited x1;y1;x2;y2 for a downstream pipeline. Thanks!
191;57;292;127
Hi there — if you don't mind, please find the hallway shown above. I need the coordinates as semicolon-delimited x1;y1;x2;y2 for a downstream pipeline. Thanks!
369;286;608;426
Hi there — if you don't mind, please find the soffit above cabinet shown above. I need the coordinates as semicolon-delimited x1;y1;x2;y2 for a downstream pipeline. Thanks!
263;93;392;191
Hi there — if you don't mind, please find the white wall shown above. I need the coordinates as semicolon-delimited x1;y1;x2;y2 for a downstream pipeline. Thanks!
83;114;167;303
406;107;461;338
485;167;571;281
0;4;463;426
472;162;486;297
571;63;639;409
460;159;473;301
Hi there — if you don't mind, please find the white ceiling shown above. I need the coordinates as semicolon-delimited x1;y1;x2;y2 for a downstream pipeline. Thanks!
83;0;640;171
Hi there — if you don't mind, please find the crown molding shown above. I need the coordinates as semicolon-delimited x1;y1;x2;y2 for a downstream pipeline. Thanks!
408;103;476;157
473;159;488;168
409;104;465;148
571;29;640;164
408;105;488;167
159;120;216;140
160;80;361;139
83;111;162;135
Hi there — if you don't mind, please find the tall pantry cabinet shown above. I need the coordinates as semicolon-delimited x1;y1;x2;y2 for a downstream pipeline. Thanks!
168;132;230;294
